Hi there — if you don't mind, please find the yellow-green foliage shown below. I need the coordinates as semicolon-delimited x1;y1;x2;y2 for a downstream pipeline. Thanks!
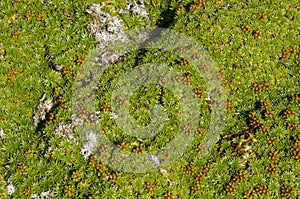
0;0;299;198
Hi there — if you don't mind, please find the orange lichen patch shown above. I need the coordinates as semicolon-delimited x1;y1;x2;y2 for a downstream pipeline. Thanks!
64;185;74;197
62;66;73;76
191;184;201;194
13;0;22;4
89;155;98;166
190;0;207;11
252;30;261;38
5;67;19;84
282;109;294;117
267;137;276;145
281;185;294;198
292;95;300;102
259;124;270;134
287;123;297;131
183;73;193;84
225;181;236;194
37;12;46;21
180;58;190;66
256;184;268;195
25;11;34;19
258;12;266;20
117;142;129;151
164;191;177;199
133;145;144;154
17;164;27;174
260;101;269;109
24;187;32;196
232;171;245;183
268;152;279;163
249;117;262;128
251;82;270;93
244;189;257;199
266;165;276;174
242;25;252;33
226;101;234;111
193;88;203;99
76;56;86;65
12;30;22;38
101;103;111;111
291;143;300;161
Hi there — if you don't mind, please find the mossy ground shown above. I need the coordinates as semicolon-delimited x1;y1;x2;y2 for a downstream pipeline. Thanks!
0;0;299;198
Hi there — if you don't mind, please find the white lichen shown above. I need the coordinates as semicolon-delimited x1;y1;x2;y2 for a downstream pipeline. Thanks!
86;3;131;65
149;154;161;168
110;112;119;119
0;43;5;61
33;94;53;127
77;2;151;161
86;2;151;65
80;131;98;160
54;122;75;141
0;128;5;139
6;177;15;195
119;0;149;20
30;190;53;199
71;114;85;127
86;4;129;48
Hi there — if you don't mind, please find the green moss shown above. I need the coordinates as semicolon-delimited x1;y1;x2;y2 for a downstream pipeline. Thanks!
0;0;299;198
